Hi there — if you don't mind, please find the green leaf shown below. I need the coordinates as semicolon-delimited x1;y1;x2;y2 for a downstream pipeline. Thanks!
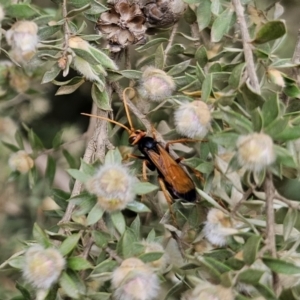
133;182;158;195
52;130;63;149
155;44;165;69
87;204;104;225
92;231;111;248
274;125;300;141
111;211;126;235
136;38;168;52
283;208;298;241
63;150;79;169
254;283;277;300
28;129;44;151
261;95;280;128
80;159;96;177
67;257;93;271
274;145;297;168
6;4;40;18
195;46;208;68
167;60;191;76
202;73;212;101
45;156;56;186
263;257;300;274
67;3;91;17
92;259;118;275
33;223;51;248
59;271;80;299
211;8;234;42
243;235;261;265
59;233;81;256
204;257;232;273
238;269;264;284
284;84;300;98
169;44;185;55
184;5;197;24
42;64;61;84
8;256;25;269
250;108;263;132
117;228;138;258
2;141;19;152
139;252;163;263
72;193;97;217
197;0;211;30
130;216;140;238
69;0;90;8
126;201;151;213
67;169;91;183
55;79;85;95
228;63;245;89
91;83;112;111
89;47;118;70
253;20;286;44
104;148;122;164
119;70;142;79
14;131;24;150
239;82;264;111
16;282;31;300
211;0;220;14
264;118;289;139
52;189;70;209
38;25;61;40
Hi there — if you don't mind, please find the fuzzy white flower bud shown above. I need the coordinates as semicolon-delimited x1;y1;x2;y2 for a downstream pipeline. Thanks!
23;245;65;290
174;101;211;138
0;117;17;137
203;208;238;246
112;258;159;300
236;132;275;172
9;150;34;174
182;281;234;300
86;163;136;212
138;66;176;102
267;69;285;87
6;21;38;64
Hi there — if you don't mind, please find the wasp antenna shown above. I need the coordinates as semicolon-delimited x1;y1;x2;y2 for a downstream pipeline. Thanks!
81;113;131;133
122;87;135;130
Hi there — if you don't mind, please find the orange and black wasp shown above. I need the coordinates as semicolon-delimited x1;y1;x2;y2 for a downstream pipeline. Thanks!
82;88;197;206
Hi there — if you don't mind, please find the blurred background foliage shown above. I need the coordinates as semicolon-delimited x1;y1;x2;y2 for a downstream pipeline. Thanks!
1;0;300;298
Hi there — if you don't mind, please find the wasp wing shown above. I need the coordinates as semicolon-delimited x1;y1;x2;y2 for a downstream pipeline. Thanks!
144;144;195;194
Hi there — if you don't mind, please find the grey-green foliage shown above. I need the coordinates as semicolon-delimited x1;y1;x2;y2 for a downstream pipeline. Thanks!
2;0;300;299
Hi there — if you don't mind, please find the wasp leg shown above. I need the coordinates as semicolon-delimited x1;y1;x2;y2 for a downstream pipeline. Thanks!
158;177;177;226
125;153;145;160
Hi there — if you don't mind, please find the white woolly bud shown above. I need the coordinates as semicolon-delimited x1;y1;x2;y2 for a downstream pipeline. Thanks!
112;258;159;300
267;69;285;88
0;117;17;137
203;208;238;247
6;21;38;64
0;5;5;23
142;241;169;271
138;66;176;102
23;245;65;290
9;150;34;174
236;132;275;172
174;101;211;138
86;163;136;212
182;281;234;300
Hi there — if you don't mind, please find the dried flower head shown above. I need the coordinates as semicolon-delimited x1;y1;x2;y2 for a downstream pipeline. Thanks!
23;245;65;290
112;257;159;300
142;241;169;271
9;69;30;93
86;163;136;212
5;21;38;64
174;101;211;138
68;36;108;83
9;150;34;174
203;208;238;247
182;281;234;300
236;132;275;172
96;0;146;52
138;66;176;102
0;5;5;23
267;68;285;87
142;0;186;28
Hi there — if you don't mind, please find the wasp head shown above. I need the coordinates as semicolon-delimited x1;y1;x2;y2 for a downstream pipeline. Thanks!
129;130;146;145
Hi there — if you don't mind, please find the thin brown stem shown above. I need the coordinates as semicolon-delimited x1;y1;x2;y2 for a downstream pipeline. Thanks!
232;0;261;94
163;23;179;67
263;170;281;295
62;0;71;56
